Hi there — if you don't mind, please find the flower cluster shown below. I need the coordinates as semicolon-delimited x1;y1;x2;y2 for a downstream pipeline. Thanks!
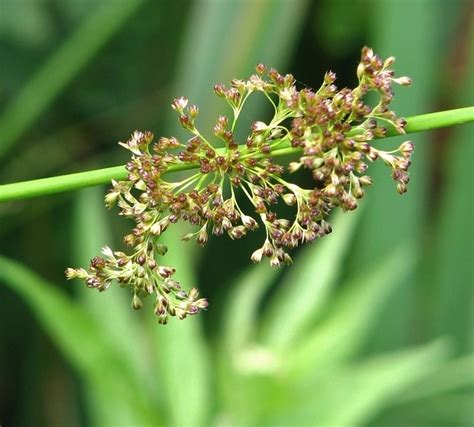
67;47;413;323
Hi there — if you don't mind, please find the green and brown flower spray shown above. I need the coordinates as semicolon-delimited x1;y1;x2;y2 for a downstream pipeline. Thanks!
66;47;414;324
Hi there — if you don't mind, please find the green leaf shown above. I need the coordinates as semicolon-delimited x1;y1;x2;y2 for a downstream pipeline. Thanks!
351;0;443;352
72;187;156;425
164;2;311;425
270;339;450;426
167;0;309;139
221;262;278;353
288;243;417;374
0;0;145;159
150;224;211;427
73;188;147;377
430;26;474;353
260;209;362;350
0;255;158;425
388;393;474;425
394;354;474;404
216;262;278;426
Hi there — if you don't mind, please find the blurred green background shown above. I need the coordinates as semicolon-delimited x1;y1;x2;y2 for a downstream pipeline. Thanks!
0;0;473;426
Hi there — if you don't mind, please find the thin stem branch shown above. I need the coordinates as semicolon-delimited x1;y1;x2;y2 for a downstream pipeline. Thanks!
0;107;472;203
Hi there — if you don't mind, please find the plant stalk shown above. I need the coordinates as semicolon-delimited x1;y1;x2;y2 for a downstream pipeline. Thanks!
0;107;472;203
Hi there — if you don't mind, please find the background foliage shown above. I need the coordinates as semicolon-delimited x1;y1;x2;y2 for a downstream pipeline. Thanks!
0;0;472;426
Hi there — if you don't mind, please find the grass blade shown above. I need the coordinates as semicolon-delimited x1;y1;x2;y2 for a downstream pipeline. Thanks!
271;339;450;426
0;255;158;425
150;224;211;427
260;209;361;350
221;263;278;353
161;1;310;425
394;354;474;404
430;26;474;353
288;243;416;374
350;0;442;352
72;187;155;424
0;0;144;159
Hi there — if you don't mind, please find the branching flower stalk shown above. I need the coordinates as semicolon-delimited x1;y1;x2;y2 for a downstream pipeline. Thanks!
66;47;415;324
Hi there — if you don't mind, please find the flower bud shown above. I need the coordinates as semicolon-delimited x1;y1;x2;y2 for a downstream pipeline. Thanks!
181;232;195;241
383;56;396;68
256;63;266;75
252;121;268;133
171;96;188;112
222;217;232;230
197;228;208;246
359;175;373;186
123;233;135;246
282;193;297;206
242;215;258;230
65;268;87;280
288;162;302;173
155;244;168;256
176;290;188;300
399;140;414;157
188;104;199;119
104;191;119;207
263;241;274;257
367;149;378;161
101;246;114;258
251;248;263;263
397;182;407;194
270;256;281;268
324;184;337;197
132;294;143;310
150;222;161;236
324;70;336;84
213;83;225;97
175;309;187;320
158;266;175;279
392;76;412;86
158;314;168;325
195;298;209;310
189;287;199;301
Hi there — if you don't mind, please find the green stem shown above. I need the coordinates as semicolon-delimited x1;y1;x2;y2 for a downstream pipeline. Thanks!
0;107;472;203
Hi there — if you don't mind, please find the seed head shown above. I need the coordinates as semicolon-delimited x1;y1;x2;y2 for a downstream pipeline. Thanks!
67;46;413;324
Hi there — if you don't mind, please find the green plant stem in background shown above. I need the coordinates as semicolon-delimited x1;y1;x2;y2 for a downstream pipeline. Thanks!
0;107;472;203
0;0;145;161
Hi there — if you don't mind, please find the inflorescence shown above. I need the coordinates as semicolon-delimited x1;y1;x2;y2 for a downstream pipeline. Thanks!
66;47;414;324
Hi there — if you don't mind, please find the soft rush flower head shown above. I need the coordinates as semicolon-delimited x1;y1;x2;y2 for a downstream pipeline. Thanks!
67;47;413;323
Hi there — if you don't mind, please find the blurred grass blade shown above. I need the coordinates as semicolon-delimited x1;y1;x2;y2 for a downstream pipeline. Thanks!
0;0;144;160
350;0;441;352
216;263;278;426
151;224;211;427
73;187;146;379
394;354;474;404
260;209;361;349
164;1;310;425
288;243;416;373
221;263;278;353
73;187;155;424
168;0;309;136
431;27;474;353
0;255;158;425
273;339;450;426
323;340;450;426
389;393;474;425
